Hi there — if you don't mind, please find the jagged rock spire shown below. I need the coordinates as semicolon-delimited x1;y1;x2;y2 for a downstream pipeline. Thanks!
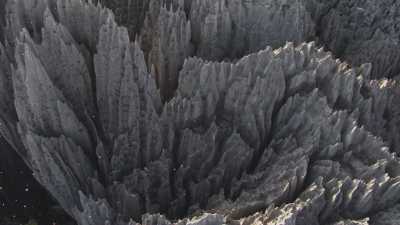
306;0;400;78
140;1;192;101
1;0;400;225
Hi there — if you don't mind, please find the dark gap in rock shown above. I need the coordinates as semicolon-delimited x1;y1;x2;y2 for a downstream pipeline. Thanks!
0;137;76;225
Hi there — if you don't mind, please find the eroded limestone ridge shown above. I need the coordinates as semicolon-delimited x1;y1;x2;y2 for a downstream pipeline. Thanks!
0;0;400;225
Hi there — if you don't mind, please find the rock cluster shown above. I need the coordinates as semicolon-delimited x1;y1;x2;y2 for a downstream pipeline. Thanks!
306;0;400;79
0;0;400;225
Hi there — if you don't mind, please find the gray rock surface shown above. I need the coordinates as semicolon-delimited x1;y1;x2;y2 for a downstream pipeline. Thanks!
306;0;400;79
0;0;400;225
189;0;315;61
140;2;192;100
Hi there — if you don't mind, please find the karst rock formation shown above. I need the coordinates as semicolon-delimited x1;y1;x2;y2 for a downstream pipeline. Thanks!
1;0;400;225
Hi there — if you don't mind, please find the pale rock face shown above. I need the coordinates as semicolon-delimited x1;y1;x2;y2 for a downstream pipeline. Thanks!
0;0;400;225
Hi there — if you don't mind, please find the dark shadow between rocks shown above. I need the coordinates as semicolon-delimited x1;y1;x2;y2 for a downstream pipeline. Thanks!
0;137;76;225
